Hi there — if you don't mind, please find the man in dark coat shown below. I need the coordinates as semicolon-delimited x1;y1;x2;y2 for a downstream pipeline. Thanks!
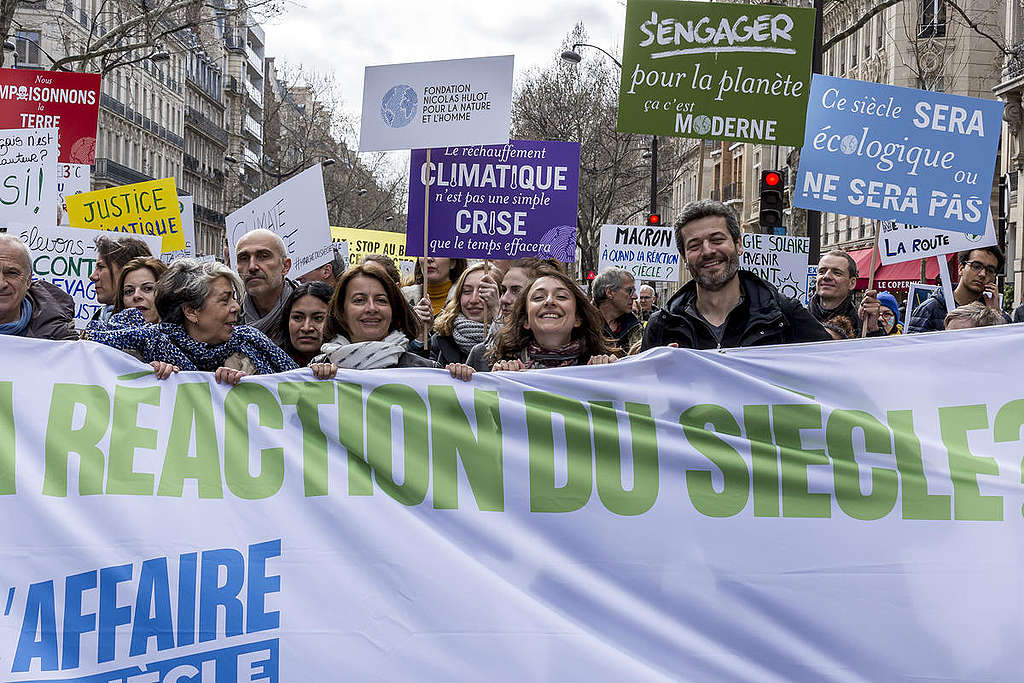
907;246;1010;333
809;249;882;336
641;201;829;351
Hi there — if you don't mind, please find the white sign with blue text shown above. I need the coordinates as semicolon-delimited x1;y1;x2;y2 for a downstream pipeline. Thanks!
359;55;514;152
794;75;1003;234
878;211;997;266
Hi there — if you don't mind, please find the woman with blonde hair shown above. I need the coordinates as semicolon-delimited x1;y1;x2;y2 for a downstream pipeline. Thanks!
429;261;500;366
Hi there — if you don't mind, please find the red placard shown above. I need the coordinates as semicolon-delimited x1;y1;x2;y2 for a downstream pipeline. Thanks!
0;68;101;164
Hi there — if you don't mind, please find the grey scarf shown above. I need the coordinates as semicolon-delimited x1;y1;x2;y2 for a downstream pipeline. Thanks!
241;279;295;344
313;330;410;370
451;314;487;353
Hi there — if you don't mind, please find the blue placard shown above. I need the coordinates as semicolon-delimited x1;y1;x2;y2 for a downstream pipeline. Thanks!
794;75;1003;234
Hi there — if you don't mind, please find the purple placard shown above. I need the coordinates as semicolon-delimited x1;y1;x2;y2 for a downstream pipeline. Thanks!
407;139;581;261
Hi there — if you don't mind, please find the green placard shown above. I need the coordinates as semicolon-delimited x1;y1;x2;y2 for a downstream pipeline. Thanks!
618;0;816;145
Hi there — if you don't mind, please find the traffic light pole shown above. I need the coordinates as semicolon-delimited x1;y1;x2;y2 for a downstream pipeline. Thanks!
650;135;658;217
806;0;824;263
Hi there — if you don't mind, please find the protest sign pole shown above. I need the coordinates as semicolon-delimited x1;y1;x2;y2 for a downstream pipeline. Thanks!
937;253;956;316
422;148;432;350
861;224;881;337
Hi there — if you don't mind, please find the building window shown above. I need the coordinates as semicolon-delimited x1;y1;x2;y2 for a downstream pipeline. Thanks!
839;39;847;75
15;30;41;66
877;12;885;49
864;21;872;58
919;0;946;38
851;36;858;67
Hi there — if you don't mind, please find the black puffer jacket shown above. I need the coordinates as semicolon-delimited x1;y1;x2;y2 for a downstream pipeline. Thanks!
641;271;830;350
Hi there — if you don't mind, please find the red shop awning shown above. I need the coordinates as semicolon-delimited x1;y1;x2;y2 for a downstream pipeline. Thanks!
848;247;957;292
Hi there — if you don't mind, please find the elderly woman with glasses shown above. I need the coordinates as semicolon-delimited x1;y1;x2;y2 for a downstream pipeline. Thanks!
88;258;297;383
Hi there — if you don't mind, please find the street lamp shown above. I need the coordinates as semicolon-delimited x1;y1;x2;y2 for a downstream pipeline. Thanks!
321;158;337;168
560;42;658;219
148;49;171;63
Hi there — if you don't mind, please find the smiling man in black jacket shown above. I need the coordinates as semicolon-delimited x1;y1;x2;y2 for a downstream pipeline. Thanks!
641;200;829;351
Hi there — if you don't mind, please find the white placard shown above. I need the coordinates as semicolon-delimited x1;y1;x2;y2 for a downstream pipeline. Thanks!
740;232;812;304
0;126;58;230
14;223;161;329
56;162;90;226
160;196;196;263
226;165;332;276
597;223;680;282
878;211;997;266
359;55;514;152
297;240;350;278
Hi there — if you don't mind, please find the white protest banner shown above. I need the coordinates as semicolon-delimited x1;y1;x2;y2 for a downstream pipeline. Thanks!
3;328;1024;680
56;163;90;226
740;232;811;303
226;165;332;273
359;55;513;152
879;211;997;265
14;224;161;328
598;223;679;281
0;127;58;230
160;196;196;263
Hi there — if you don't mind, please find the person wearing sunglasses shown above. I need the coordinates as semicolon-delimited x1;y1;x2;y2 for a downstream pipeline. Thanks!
907;246;1010;333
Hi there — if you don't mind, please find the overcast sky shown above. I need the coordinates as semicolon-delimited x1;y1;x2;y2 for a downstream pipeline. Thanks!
263;0;627;144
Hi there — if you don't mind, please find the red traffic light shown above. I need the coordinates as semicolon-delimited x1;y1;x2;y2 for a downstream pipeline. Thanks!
763;171;782;187
647;213;661;226
586;270;596;281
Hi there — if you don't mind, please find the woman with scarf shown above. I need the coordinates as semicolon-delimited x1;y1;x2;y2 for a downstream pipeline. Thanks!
87;259;297;384
309;265;475;381
488;266;617;372
429;262;500;366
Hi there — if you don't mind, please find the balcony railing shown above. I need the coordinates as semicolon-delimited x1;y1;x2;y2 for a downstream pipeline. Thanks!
711;182;741;202
245;80;263;108
93;158;152;186
185;107;229;146
1003;42;1024;81
243;114;262;141
245;44;263;72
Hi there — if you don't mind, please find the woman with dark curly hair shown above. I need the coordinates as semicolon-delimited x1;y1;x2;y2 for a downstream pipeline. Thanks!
488;266;617;372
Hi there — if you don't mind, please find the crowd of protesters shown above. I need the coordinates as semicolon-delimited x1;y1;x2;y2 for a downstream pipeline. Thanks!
1;200;1017;382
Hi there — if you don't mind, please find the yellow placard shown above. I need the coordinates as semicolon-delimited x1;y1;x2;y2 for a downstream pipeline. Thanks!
65;178;184;252
330;226;416;272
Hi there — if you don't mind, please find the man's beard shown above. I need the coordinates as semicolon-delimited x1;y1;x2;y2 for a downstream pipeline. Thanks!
689;252;740;291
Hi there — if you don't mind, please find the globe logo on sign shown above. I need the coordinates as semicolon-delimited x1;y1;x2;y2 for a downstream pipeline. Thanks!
692;115;712;135
840;135;859;154
381;85;418;128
